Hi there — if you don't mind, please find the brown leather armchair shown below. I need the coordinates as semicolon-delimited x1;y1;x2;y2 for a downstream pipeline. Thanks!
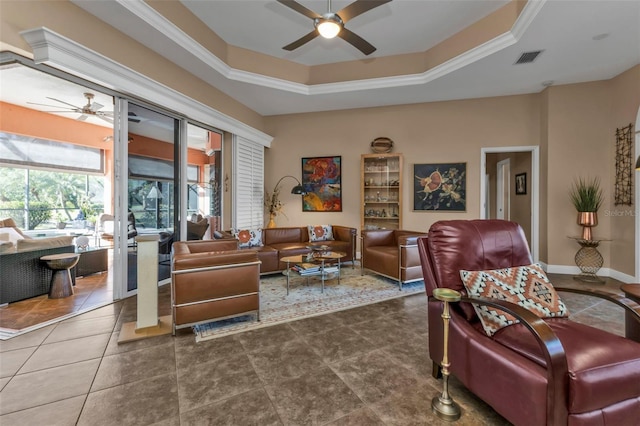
361;229;428;290
171;239;261;334
418;219;640;425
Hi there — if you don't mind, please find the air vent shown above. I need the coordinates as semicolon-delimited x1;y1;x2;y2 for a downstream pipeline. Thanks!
515;50;543;64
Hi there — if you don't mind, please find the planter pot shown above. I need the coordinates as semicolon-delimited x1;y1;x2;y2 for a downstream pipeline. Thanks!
267;213;276;229
577;212;597;241
56;222;67;229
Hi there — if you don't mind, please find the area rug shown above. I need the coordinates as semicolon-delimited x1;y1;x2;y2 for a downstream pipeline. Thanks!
193;267;425;342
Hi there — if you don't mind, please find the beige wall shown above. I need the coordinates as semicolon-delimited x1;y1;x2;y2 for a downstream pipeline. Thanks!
545;81;613;269
608;65;640;277
265;70;639;272
264;94;542;253
539;89;550;263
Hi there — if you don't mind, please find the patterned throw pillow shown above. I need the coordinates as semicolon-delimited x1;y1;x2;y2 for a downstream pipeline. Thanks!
460;263;569;336
308;225;334;242
232;228;263;248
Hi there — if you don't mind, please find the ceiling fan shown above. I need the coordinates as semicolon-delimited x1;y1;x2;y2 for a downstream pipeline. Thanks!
27;92;114;124
277;0;391;55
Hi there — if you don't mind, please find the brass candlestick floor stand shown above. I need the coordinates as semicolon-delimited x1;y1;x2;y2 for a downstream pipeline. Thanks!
431;288;462;421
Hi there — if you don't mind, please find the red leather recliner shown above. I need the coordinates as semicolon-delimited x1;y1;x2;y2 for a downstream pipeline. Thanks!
418;219;640;426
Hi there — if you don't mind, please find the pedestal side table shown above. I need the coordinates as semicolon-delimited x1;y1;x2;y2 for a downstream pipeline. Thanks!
568;237;610;283
41;253;80;299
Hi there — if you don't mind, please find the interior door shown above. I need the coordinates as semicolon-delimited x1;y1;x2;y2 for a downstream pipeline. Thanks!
496;158;510;220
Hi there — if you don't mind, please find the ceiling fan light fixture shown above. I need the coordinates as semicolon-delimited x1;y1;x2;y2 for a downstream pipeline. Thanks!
315;15;342;39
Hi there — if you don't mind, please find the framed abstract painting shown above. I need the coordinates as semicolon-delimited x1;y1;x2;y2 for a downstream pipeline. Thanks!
301;156;342;212
413;162;466;211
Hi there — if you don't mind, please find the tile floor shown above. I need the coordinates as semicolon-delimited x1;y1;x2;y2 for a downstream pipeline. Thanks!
0;274;630;425
0;252;114;332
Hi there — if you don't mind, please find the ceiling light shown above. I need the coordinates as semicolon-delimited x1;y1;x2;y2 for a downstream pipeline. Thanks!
315;14;342;39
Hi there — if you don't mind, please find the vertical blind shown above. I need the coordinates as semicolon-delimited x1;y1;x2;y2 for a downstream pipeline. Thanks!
233;136;264;228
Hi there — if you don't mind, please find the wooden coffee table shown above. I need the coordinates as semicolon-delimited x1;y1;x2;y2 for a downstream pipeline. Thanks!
281;251;346;295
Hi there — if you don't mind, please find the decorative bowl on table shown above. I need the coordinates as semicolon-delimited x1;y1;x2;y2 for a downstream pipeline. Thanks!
306;244;330;258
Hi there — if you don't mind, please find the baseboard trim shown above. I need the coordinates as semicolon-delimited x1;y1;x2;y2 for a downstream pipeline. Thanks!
541;263;637;284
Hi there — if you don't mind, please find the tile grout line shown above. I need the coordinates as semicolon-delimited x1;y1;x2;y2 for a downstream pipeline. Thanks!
73;305;122;425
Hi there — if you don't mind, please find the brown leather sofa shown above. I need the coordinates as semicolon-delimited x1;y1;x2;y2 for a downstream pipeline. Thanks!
219;226;357;275
361;229;428;290
418;219;640;426
171;239;261;334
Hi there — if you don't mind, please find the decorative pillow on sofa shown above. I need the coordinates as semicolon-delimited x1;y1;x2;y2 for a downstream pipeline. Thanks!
308;225;334;242
232;228;263;248
460;263;569;336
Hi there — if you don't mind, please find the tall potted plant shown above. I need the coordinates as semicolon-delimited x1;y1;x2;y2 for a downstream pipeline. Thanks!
569;177;604;241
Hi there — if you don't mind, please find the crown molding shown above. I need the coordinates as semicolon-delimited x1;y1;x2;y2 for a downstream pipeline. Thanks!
19;26;273;147
113;0;545;96
114;0;310;96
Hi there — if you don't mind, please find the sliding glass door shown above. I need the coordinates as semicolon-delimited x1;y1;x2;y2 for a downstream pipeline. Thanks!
127;102;178;293
113;103;224;299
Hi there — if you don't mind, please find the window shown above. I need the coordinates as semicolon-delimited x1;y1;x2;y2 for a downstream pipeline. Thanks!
0;167;104;230
0;132;103;172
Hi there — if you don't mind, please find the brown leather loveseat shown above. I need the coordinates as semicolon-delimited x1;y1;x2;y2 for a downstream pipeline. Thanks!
361;229;428;290
171;239;261;334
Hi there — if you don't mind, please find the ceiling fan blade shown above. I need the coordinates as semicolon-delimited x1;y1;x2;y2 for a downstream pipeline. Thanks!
337;0;392;23
90;102;104;111
26;101;70;109
277;0;321;20
283;30;319;51
97;111;114;117
45;97;82;109
338;27;376;55
98;115;114;124
77;114;88;121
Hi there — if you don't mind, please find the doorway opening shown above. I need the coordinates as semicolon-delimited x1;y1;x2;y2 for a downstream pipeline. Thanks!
481;146;539;261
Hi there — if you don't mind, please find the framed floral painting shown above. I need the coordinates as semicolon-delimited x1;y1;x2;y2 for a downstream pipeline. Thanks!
301;156;342;212
414;163;466;211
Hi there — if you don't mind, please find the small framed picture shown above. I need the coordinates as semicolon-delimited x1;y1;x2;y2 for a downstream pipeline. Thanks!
515;173;527;195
